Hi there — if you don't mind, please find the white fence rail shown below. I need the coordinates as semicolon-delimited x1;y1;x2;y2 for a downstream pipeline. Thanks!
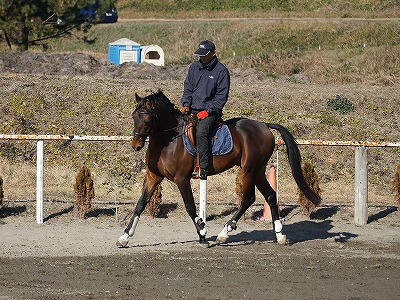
0;134;399;225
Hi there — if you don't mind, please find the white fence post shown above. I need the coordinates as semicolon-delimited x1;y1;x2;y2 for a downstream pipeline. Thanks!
276;147;279;203
36;140;44;224
354;146;368;225
199;179;207;222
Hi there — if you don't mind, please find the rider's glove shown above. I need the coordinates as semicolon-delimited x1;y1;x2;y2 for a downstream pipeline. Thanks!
197;110;209;120
180;106;190;115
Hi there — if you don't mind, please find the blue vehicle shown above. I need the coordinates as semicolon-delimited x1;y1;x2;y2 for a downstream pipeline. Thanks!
56;2;118;25
101;7;118;23
79;3;118;23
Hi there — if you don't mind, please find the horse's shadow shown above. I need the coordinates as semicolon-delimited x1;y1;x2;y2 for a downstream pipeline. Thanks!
0;205;27;218
207;207;237;221
207;219;357;247
157;203;178;218
310;206;340;220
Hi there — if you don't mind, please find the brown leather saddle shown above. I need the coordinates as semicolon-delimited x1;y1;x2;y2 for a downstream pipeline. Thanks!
184;114;223;148
185;114;223;177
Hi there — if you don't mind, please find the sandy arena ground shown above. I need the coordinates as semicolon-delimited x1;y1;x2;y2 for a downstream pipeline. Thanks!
0;50;399;300
0;203;399;300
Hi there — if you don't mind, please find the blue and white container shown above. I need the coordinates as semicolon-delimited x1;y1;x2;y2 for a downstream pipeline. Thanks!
108;38;141;65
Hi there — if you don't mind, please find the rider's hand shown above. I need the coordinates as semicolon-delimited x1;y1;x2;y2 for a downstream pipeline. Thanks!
180;106;190;115
197;110;208;120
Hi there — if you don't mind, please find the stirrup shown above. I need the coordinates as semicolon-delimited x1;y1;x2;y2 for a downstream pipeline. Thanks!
192;168;207;180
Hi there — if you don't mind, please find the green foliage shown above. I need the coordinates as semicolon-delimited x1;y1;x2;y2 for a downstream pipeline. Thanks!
240;108;255;117
298;161;321;217
0;0;116;50
327;95;355;114
74;166;95;219
266;112;286;125
319;112;342;127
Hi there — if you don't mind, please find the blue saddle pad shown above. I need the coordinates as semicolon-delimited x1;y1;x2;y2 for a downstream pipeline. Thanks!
183;124;233;157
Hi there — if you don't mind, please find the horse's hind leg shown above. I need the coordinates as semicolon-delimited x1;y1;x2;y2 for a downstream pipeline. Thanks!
216;169;256;243
255;171;287;245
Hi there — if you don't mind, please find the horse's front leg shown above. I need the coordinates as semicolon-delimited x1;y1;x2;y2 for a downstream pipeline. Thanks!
176;177;208;245
116;171;163;248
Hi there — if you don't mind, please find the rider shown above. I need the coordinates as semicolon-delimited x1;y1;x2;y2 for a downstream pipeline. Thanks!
180;40;230;180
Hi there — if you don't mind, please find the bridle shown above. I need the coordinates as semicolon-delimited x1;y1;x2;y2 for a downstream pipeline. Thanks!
133;104;158;141
133;100;189;142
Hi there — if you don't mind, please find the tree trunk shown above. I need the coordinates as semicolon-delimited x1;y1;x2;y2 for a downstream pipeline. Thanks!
3;30;12;50
21;18;29;50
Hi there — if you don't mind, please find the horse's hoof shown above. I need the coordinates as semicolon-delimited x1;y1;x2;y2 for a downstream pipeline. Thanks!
199;240;210;248
215;235;229;244
116;237;129;248
277;234;287;245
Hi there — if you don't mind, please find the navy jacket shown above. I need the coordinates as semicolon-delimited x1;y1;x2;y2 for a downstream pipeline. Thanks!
181;57;230;115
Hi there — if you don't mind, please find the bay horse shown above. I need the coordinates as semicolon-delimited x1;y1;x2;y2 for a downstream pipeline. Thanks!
116;90;321;247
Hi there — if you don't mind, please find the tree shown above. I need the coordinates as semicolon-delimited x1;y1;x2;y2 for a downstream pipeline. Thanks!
0;0;116;50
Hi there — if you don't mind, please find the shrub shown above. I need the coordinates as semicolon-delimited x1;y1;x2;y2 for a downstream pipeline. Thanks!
298;161;321;217
327;95;355;114
74;166;95;219
147;183;162;217
394;164;400;207
235;167;243;206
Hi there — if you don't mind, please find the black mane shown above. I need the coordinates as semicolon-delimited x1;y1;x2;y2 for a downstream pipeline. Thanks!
142;90;180;117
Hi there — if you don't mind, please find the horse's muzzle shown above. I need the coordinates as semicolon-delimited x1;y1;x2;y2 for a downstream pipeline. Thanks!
131;137;145;151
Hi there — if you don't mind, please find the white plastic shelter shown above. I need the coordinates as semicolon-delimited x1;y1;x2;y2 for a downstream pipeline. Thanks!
140;45;165;66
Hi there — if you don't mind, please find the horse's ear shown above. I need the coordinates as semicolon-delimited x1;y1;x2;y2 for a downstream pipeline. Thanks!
135;93;142;104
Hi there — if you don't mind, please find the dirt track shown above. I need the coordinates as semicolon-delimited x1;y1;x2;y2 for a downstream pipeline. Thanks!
1;204;399;300
0;50;399;299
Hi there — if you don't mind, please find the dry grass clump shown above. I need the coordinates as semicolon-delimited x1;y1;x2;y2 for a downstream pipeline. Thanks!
0;176;3;206
235;167;243;205
74;166;95;219
147;184;162;217
298;161;321;217
394;164;400;207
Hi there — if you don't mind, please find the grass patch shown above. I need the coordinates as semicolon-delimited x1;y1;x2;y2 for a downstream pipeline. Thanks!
37;20;400;84
117;0;400;18
327;95;355;114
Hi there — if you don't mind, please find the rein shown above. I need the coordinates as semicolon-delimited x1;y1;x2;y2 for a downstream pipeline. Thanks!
133;105;191;142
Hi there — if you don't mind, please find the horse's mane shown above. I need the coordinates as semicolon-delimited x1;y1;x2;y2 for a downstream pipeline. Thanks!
142;90;180;118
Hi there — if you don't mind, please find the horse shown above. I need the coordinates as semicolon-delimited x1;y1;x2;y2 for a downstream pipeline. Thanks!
116;90;321;247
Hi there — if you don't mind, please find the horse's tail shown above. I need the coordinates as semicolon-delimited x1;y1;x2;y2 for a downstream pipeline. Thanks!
266;123;321;206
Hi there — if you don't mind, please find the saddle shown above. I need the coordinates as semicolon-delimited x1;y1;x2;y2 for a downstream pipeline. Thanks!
184;114;223;147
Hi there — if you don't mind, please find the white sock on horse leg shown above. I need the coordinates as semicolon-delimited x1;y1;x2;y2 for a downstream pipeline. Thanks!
195;217;207;236
216;220;236;243
274;219;287;245
128;216;140;236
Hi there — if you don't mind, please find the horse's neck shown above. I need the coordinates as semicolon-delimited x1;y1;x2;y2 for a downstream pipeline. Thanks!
149;111;181;145
158;110;180;131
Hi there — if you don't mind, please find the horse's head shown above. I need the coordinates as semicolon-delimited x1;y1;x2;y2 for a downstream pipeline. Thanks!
131;90;180;151
131;93;157;151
